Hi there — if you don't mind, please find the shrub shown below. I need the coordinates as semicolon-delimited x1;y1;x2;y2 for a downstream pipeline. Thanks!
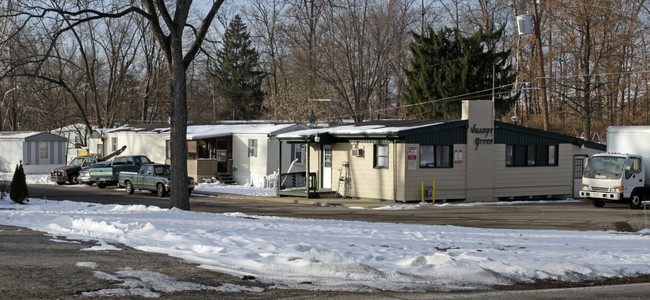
613;221;635;232
10;163;29;204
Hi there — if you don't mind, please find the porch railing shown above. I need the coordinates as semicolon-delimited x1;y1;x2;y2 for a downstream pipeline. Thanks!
279;172;316;191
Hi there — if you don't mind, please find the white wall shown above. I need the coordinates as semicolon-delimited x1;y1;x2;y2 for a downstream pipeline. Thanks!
111;132;167;163
0;141;24;172
89;132;167;163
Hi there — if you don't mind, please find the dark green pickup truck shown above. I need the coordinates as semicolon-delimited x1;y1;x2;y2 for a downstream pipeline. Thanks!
89;155;152;188
118;164;195;197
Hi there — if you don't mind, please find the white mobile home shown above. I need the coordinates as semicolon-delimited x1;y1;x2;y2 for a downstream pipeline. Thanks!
87;123;309;187
0;131;67;174
277;100;605;202
165;123;309;187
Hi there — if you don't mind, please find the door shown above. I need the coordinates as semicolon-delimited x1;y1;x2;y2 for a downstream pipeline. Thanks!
322;145;332;189
215;137;231;173
573;155;587;198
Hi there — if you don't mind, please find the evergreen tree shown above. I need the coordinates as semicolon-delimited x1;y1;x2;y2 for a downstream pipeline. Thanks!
10;162;29;204
404;25;517;119
213;15;265;120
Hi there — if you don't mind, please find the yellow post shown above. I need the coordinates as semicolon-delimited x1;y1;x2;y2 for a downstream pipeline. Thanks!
421;180;424;203
432;180;436;205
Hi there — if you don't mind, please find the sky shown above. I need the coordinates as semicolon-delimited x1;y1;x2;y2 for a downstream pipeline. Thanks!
1;174;650;296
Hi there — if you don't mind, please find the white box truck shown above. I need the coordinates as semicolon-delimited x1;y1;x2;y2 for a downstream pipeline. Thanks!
580;126;650;209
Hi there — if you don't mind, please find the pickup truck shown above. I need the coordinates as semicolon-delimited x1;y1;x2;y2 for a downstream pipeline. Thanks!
50;154;100;185
51;145;127;185
118;164;195;197
89;155;152;188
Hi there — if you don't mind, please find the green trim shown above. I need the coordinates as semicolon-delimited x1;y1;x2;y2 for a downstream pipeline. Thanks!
495;121;606;151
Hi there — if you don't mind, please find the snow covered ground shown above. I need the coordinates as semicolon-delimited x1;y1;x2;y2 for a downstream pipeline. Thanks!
1;173;650;293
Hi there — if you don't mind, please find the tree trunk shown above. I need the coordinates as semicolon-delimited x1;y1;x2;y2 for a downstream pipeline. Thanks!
168;35;190;210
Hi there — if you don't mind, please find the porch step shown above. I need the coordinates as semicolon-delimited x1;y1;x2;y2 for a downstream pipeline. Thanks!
217;173;236;185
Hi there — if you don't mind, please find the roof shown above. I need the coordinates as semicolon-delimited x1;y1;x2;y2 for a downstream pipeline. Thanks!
180;123;309;140
0;131;68;142
277;119;452;140
0;131;42;139
90;123;309;140
277;119;606;151
495;122;605;150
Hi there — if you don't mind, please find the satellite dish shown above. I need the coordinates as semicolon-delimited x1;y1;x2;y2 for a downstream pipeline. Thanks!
511;115;520;123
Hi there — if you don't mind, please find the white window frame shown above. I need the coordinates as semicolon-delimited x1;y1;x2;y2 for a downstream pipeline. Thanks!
111;137;118;152
374;144;389;169
291;144;305;165
39;142;49;159
248;139;258;157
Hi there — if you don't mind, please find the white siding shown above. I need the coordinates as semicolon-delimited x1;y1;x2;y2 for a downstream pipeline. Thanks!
100;132;167;163
402;144;467;202
0;141;24;172
492;144;602;199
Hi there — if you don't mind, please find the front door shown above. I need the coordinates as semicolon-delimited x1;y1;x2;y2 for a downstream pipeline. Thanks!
216;138;231;173
573;155;587;198
322;145;332;189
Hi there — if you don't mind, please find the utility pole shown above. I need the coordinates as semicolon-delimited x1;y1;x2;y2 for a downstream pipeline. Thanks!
531;0;549;131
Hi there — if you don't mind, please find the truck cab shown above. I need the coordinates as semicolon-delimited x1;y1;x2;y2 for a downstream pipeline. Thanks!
580;153;646;209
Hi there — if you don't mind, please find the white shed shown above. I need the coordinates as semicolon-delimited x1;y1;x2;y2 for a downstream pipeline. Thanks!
0;131;68;174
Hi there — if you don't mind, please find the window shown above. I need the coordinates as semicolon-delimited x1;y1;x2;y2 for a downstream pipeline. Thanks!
374;144;389;169
527;145;536;166
187;141;197;160
506;145;514;166
39;142;49;159
291;144;305;164
248;139;258;157
420;145;452;168
111;137;118;152
625;157;642;179
506;144;559;167
548;145;557;165
97;144;104;157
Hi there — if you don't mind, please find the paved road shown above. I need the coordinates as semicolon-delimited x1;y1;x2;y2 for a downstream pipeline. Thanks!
2;183;649;299
28;183;647;231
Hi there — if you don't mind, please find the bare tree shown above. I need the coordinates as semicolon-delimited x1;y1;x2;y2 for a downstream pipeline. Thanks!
5;0;225;210
314;0;416;122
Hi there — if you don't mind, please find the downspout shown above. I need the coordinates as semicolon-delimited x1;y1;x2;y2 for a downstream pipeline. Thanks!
393;140;397;202
277;140;282;196
306;139;310;199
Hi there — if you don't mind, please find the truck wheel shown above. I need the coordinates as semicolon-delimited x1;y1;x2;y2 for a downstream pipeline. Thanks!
157;183;166;197
592;199;606;208
97;183;107;189
629;191;644;210
125;181;134;194
69;175;79;184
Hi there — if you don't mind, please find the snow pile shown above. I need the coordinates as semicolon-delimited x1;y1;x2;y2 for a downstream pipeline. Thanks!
194;182;276;197
0;173;53;185
1;198;649;292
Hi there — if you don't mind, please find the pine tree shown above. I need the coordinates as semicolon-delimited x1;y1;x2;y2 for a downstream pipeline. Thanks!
10;162;29;204
404;25;517;119
213;15;265;120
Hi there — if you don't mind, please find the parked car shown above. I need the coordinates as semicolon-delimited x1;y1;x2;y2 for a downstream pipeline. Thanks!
119;164;195;197
50;154;100;185
89;155;152;188
79;161;110;185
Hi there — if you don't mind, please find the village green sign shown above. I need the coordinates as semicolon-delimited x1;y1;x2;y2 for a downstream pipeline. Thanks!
470;124;493;150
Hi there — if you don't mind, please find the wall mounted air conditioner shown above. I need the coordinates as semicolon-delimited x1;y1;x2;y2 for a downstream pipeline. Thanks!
351;148;363;157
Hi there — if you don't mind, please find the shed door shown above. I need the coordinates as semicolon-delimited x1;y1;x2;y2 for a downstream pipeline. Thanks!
573;155;587;198
322;145;332;189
